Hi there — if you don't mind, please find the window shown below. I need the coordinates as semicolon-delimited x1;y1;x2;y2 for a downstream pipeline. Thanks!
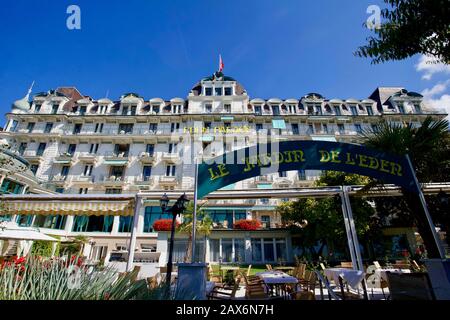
146;144;154;155
170;123;180;133
166;165;176;176
143;166;152;180
224;104;231;113
35;104;41;112
114;144;129;157
90;246;108;261
275;238;287;262
61;166;70;176
44;122;53;133
30;164;39;175
205;87;212;96
1;179;25;194
288;105;296;114
251;239;262;262
79;106;87;115
67;144;76;156
122;106;129;115
16;215;33;227
204;122;211;130
414;104;422;113
79;188;88;194
130;106;137;115
153;105;160;114
322;124;328;134
118;124;133;134
366;105;374;115
33;215;66;230
298;169;306;180
261;216;271;229
83;165;93;176
18;142;27;155
149;123;157;133
355;124;362;134
143;206;169;232
333;105;341;115
263;239;275;262
73;124;82;134
205;104;212;113
350;106;358;115
55;188;64;193
27;122;35;133
9;120;18;132
338;124;345;134
398;104;405;114
173;105;182;114
371;124;379;133
272;105;280;115
110;165;125;178
168;143;177;154
119;216;133;232
215;87;222;96
314;105;322;115
224;87;232;96
89;143;99;154
279;171;287;178
105;188;122;194
254;105;262;115
307;124;314;134
256;124;263;132
37;143;46;156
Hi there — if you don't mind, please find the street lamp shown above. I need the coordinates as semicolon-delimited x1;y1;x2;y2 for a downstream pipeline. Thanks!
159;192;189;297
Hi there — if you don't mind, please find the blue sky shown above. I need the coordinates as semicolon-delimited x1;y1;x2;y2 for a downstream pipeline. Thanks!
1;0;449;124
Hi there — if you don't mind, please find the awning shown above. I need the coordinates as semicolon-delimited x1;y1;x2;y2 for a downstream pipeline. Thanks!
257;183;273;189
104;160;128;165
54;160;71;164
1;199;134;216
311;135;337;142
221;116;234;121
0;229;58;241
204;207;251;211
272;119;286;129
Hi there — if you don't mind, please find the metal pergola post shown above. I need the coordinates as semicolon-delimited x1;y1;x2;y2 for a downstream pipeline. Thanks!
126;195;142;272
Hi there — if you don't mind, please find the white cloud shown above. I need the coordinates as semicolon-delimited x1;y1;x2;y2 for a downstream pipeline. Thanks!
421;81;450;120
421;80;450;98
415;55;450;80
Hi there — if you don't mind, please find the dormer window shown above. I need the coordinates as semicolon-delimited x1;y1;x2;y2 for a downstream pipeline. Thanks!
215;87;223;96
224;87;232;96
51;104;58;114
224;104;231;113
35;104;41;112
414;104;422;114
205;104;212;113
366;106;373;115
398;104;405;114
314;105;322;115
288;105;296;114
130;106;137;115
122;106;129;115
173;105;182;114
254;105;262;115
333;106;341;116
153;105;160;114
272;105;280;115
350;105;358;116
79;106;87;115
205;87;212;96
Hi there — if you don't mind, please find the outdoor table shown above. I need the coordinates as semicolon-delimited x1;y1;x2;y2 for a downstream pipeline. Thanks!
375;268;411;284
256;270;298;299
324;267;368;300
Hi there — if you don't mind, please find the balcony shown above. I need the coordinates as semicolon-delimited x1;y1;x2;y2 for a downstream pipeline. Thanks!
100;175;126;186
273;177;292;188
54;152;75;165
78;152;97;163
48;174;69;185
71;175;95;184
103;152;130;165
161;153;180;164
134;176;154;185
159;176;178;186
138;152;156;164
22;151;44;163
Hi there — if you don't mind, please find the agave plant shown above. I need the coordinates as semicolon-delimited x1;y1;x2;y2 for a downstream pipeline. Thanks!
0;255;154;300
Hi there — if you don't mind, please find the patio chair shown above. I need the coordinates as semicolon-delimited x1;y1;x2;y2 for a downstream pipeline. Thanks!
365;265;388;299
208;265;223;284
319;263;326;271
373;261;382;269
266;264;273;271
315;271;340;300
297;270;317;292
207;276;242;300
146;276;159;290
386;272;434;300
294;263;307;279
246;264;252;277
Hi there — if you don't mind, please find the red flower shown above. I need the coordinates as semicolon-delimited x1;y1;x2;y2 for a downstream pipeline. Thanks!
233;219;262;231
401;249;410;258
14;256;26;265
153;219;179;231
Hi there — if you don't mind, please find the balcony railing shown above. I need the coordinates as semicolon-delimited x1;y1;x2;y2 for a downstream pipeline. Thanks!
138;152;156;164
161;153;180;163
159;176;178;185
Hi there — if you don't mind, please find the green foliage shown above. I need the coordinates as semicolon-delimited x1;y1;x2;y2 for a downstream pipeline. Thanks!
0;256;153;300
30;241;55;257
277;171;378;260
355;0;450;64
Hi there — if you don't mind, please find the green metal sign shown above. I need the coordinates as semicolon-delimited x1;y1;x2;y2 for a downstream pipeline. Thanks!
197;140;417;198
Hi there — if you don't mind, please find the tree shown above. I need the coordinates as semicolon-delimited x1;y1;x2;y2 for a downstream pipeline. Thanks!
355;0;450;64
277;172;377;261
362;117;450;258
177;202;213;263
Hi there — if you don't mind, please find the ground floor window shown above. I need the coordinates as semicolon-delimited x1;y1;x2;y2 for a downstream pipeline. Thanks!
171;239;205;263
118;216;133;232
143;206;170;232
72;215;114;232
90;245;108;262
16;215;33;227
209;237;288;263
1;179;24;194
33;215;66;230
205;210;247;229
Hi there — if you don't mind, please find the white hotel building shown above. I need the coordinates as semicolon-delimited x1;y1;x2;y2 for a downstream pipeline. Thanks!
0;71;446;267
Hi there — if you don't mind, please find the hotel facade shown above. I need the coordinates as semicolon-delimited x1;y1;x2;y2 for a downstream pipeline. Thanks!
0;71;446;268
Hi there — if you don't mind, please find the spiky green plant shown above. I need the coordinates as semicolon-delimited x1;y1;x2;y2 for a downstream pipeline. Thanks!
0;256;155;300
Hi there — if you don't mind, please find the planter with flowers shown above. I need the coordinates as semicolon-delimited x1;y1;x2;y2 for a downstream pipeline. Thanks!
152;218;180;231
233;219;262;231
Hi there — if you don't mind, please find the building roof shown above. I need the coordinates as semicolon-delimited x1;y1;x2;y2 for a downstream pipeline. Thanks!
369;87;404;112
